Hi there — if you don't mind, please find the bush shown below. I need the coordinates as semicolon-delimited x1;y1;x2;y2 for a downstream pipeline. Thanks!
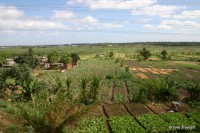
105;74;114;79
138;48;151;60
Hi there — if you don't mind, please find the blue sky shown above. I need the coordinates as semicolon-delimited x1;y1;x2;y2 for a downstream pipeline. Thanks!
0;0;200;45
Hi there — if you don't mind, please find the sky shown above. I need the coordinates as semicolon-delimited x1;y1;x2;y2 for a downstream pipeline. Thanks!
0;0;200;46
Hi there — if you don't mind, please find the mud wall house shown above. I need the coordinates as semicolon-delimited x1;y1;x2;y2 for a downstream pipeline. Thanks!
99;54;105;58
39;63;50;69
72;61;78;67
50;63;64;70
36;56;50;69
2;59;16;67
36;56;48;63
62;63;72;70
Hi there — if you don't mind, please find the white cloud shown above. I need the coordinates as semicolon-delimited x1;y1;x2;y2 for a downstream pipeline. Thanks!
143;20;200;30
161;20;200;28
101;23;123;28
0;4;24;17
173;10;200;19
52;10;74;19
143;24;172;30
132;5;184;18
81;16;99;24
0;5;68;32
68;0;157;10
75;15;124;29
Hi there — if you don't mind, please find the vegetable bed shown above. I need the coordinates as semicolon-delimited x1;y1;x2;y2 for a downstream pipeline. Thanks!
125;103;152;116
109;116;145;133
136;114;171;132
104;104;127;116
160;113;196;132
73;117;108;133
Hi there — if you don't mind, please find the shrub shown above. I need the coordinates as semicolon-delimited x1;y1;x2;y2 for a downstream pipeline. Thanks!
139;48;151;60
105;74;114;79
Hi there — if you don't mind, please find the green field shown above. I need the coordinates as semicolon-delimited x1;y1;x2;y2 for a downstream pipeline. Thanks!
0;44;200;132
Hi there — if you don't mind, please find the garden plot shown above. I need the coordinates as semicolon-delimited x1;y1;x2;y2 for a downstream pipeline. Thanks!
148;69;160;74
83;105;104;118
137;68;148;72
73;117;108;133
131;67;178;79
100;80;113;102
125;103;153;116
143;72;158;78
109;116;145;133
135;73;148;79
160;113;196;128
103;104;128;116
114;87;128;102
136;114;172;132
131;68;140;73
145;103;170;114
165;102;192;113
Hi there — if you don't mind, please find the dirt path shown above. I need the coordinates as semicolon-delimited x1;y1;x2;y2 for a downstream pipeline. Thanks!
101;104;113;133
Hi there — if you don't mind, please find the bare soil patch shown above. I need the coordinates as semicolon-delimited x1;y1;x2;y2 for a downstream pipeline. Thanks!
83;105;104;118
131;68;137;71
137;68;148;72
125;103;153;116
149;70;160;74
145;103;170;114
165;102;192;113
103;104;128;116
135;73;148;79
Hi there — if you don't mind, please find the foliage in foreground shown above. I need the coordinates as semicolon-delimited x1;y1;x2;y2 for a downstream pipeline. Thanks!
109;116;145;133
136;114;171;132
73;117;108;133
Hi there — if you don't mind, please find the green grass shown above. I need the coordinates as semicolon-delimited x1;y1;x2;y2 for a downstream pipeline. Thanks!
178;64;200;70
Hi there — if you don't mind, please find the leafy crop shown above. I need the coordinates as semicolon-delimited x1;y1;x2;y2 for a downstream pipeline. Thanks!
160;113;195;127
109;116;145;133
136;114;171;132
73;117;108;133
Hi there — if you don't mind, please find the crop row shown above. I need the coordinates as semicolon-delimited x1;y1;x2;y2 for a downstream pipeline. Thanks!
73;113;199;132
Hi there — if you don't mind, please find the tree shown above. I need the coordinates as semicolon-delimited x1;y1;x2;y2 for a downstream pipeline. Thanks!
71;53;80;66
161;50;168;60
139;48;151;60
109;51;114;58
0;56;7;67
10;64;32;85
47;51;59;64
60;54;71;65
14;48;38;68
60;54;71;69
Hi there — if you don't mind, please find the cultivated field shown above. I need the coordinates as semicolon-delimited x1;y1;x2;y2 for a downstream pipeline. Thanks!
0;44;200;132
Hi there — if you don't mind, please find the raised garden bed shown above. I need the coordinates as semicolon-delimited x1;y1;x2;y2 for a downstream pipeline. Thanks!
136;114;172;132
103;104;128;116
145;103;170;114
73;117;108;133
109;116;145;133
125;103;152;116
